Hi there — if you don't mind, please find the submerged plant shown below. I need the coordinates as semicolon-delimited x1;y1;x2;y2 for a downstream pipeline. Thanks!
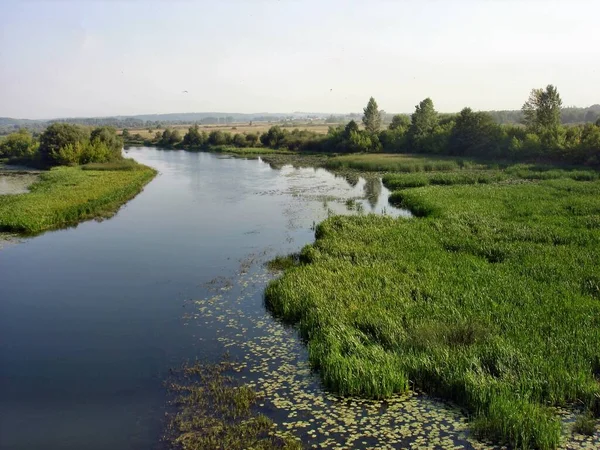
166;360;301;450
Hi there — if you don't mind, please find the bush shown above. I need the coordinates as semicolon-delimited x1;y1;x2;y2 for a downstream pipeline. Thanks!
0;129;37;159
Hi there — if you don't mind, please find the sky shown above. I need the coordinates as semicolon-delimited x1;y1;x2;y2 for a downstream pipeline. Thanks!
0;0;598;119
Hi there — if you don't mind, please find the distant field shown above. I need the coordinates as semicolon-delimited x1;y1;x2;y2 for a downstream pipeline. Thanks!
118;122;334;139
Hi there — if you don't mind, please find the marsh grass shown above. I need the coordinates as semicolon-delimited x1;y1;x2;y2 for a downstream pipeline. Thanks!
166;360;301;450
265;175;600;449
572;413;597;436
81;159;144;171
207;146;290;156
266;254;300;272
383;171;509;190
0;164;156;234
323;154;494;173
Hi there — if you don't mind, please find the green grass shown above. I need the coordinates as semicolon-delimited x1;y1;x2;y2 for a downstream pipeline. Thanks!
81;159;145;171
505;164;599;181
323;153;494;173
572;413;597;436
0;162;156;234
383;171;508;190
266;254;300;271
208;146;291;156
265;175;600;449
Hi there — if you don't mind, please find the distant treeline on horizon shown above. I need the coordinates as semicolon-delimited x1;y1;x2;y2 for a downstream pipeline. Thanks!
1;104;599;135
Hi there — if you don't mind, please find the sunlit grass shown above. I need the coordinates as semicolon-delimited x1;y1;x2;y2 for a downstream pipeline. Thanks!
265;174;600;449
205;146;291;156
322;153;495;173
0;162;156;234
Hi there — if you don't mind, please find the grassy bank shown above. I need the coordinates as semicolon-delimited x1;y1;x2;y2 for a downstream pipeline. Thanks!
265;168;600;448
0;161;156;234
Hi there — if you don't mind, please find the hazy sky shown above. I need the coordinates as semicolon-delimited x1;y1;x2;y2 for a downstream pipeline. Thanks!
1;0;598;119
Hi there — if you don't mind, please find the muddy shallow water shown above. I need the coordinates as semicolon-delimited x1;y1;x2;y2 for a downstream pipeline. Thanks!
0;172;39;195
0;148;597;450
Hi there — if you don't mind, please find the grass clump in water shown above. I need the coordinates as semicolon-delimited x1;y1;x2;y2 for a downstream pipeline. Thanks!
572;413;597;436
266;254;300;272
265;175;600;449
0;164;156;234
166;360;301;450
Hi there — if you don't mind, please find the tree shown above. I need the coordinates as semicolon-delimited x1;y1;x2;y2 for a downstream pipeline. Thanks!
362;97;381;134
0;129;36;159
169;129;181;145
232;133;247;147
208;130;227;146
408;98;438;149
90;126;123;159
346;129;373;152
584;110;598;123
159;128;181;147
449;108;501;156
389;114;410;131
182;124;205;148
39;123;89;165
344;120;360;137
260;126;287;148
245;133;259;146
122;128;130;139
521;84;562;131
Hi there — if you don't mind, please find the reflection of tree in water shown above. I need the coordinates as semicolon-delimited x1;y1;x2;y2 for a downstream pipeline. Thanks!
363;177;382;209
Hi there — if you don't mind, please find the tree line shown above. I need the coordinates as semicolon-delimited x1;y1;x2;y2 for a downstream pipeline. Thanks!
146;85;598;166
4;85;600;167
0;123;124;167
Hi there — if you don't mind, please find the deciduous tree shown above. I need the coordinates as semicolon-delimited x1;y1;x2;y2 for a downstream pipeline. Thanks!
521;84;562;131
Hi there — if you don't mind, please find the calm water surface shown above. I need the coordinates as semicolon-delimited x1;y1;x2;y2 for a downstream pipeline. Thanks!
2;149;595;449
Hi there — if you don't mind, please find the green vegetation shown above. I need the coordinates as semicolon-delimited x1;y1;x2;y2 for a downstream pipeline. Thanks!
362;97;382;134
132;86;599;167
121;86;599;168
265;167;600;448
323;153;468;172
266;254;300;272
0;129;38;161
1;123;124;168
207;146;288;156
0;161;155;234
573;413;597;436
167;360;301;450
0;124;151;235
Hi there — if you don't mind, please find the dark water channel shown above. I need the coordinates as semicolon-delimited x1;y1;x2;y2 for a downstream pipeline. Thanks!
1;149;593;449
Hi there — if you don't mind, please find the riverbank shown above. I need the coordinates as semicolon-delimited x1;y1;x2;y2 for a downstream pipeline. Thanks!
265;159;600;448
0;160;156;234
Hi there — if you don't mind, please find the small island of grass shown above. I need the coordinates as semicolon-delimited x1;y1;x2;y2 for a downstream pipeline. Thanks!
0;124;156;235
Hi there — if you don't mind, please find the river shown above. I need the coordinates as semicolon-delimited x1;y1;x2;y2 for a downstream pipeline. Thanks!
2;148;574;450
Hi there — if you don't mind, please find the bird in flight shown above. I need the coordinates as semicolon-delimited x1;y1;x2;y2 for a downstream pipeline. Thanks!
182;90;188;94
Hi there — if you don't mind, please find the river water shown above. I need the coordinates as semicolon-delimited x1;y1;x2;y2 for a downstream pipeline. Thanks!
1;148;595;450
